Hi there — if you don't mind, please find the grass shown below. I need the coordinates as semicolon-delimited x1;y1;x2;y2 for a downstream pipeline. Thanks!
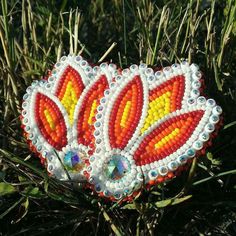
0;0;236;235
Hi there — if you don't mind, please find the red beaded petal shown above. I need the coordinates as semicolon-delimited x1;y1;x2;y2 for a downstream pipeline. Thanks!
34;92;67;150
77;75;109;146
134;110;204;165
54;66;85;124
108;75;143;149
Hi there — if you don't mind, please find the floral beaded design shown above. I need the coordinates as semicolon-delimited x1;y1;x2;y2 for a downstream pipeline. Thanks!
87;62;222;201
21;55;117;180
21;55;222;201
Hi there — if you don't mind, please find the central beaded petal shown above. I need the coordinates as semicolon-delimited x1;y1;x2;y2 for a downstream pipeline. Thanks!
21;55;222;201
105;155;129;180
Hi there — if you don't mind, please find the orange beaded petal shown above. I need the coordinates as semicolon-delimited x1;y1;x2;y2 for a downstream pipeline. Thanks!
134;110;204;165
35;93;67;150
77;75;109;146
108;75;143;149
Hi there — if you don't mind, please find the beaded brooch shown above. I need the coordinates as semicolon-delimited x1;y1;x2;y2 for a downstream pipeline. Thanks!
21;55;222;201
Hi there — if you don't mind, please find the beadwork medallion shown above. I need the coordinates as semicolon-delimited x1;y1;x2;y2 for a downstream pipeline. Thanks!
21;55;222;201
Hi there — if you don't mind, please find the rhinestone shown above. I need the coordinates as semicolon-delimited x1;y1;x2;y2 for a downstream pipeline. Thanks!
64;151;84;170
64;151;73;168
39;81;46;86
105;155;130;180
96;148;101;153
122;68;130;76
